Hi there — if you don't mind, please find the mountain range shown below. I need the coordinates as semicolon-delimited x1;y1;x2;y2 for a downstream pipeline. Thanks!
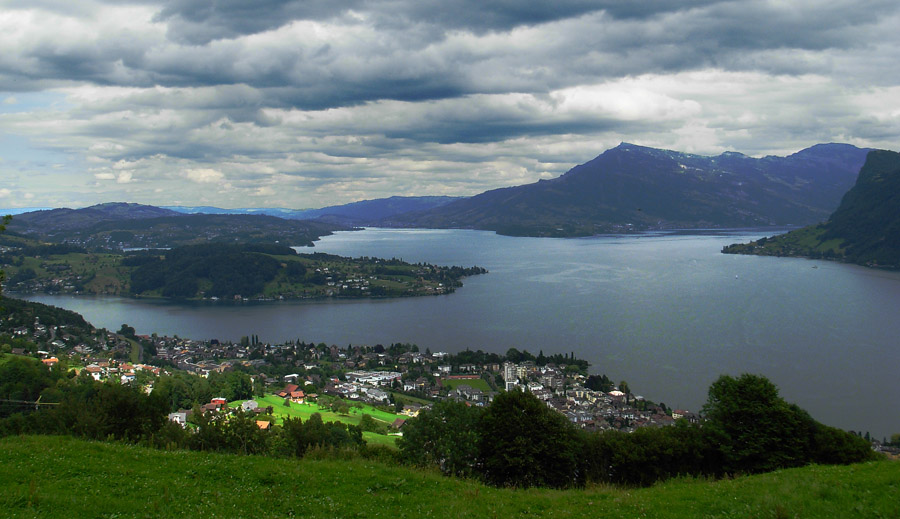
723;149;900;268
163;196;461;225
4;203;344;249
391;143;871;236
1;143;877;240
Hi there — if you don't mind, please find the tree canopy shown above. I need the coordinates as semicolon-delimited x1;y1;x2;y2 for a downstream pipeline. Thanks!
702;373;875;474
477;388;583;488
397;400;482;478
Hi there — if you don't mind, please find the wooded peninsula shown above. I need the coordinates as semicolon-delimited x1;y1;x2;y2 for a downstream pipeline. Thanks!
0;241;486;301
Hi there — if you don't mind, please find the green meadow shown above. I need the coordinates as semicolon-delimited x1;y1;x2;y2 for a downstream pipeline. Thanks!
232;393;400;446
2;435;897;518
441;377;492;392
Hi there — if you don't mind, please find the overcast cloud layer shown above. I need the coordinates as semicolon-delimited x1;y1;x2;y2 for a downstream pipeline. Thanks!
2;0;899;209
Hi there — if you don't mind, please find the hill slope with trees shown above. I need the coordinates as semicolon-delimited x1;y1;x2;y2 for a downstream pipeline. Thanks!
1;242;486;300
723;149;900;268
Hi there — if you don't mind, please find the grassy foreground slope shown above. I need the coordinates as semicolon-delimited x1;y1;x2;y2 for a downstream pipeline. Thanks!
2;436;897;518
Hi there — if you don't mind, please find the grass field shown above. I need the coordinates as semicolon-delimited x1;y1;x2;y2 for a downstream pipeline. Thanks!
1;435;897;518
233;394;400;446
390;391;432;406
441;377;492;392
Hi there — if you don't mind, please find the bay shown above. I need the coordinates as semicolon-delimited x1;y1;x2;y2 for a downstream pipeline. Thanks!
18;228;900;439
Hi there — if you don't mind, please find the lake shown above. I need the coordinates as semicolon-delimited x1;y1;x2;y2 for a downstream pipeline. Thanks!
18;228;900;439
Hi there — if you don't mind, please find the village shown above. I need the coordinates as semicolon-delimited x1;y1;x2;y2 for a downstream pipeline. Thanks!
2;305;698;434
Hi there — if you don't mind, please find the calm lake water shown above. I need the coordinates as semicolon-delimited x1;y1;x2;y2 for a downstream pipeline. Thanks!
18;228;900;438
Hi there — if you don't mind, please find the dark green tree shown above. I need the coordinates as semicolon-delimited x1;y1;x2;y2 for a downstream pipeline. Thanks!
702;374;813;474
117;324;136;338
223;409;269;455
225;371;253;401
0;356;65;418
582;420;719;486
811;423;877;464
477;388;583;488
152;374;194;412
397;400;482;478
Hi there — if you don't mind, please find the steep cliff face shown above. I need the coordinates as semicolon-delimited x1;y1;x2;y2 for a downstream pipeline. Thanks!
821;150;900;266
723;149;900;268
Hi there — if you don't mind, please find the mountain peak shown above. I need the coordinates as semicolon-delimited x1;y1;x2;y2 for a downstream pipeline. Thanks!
398;142;870;236
611;142;652;152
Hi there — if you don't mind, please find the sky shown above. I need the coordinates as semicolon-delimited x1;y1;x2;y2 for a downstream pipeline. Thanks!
1;0;899;210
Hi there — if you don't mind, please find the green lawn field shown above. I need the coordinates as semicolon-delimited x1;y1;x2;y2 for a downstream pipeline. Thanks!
231;393;400;446
442;377;492;392
2;435;897;518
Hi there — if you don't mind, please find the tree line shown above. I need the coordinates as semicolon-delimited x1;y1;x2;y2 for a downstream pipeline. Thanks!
0;352;879;489
398;374;877;488
129;244;292;298
0;356;365;457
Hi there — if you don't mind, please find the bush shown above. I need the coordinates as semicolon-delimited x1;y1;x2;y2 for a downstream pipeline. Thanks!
582;421;720;486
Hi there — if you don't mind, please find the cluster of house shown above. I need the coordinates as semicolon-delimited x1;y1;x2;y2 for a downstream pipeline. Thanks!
316;266;374;294
274;382;317;404
80;360;163;384
4;316;111;355
316;370;401;404
275;357;698;433
5;262;83;294
453;361;700;432
8;310;699;433
168;396;276;430
150;338;702;432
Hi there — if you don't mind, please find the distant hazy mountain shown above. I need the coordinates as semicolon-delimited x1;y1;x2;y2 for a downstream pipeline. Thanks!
162;206;305;218
395;143;871;237
723;149;900;268
164;196;463;224
9;202;181;231
298;196;463;224
7;202;344;249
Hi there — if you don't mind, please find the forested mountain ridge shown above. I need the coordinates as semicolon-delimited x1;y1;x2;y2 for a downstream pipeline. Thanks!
6;203;345;249
7;202;180;231
393;143;870;237
723;149;900;268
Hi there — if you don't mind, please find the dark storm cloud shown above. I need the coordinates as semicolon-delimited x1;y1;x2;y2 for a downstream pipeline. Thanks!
380;109;658;145
5;0;898;108
152;0;726;45
154;0;608;45
154;0;365;44
3;0;900;209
